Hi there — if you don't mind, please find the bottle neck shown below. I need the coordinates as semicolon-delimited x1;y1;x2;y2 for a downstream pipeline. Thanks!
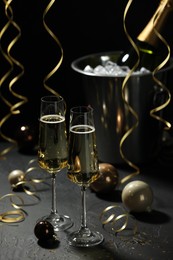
137;0;173;47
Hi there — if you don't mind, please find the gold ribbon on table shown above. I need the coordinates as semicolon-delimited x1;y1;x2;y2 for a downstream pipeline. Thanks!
0;0;28;157
99;0;137;233
42;0;64;98
0;159;50;224
0;194;25;223
100;205;138;234
119;0;140;185
10;159;49;199
100;0;172;234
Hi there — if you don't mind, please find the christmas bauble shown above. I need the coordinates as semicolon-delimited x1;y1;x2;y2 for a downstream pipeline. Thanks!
90;163;119;194
121;180;153;212
8;170;25;186
15;122;38;155
34;220;55;240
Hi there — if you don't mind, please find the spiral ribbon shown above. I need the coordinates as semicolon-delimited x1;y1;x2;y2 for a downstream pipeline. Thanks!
42;0;63;98
95;2;139;231
0;194;25;223
0;0;28;157
10;159;49;197
100;205;137;235
101;1;172;233
149;4;171;131
119;0;140;184
0;159;49;224
119;0;172;184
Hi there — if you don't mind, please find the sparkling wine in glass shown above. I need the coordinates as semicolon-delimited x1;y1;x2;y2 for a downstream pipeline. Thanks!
67;106;104;247
37;95;73;231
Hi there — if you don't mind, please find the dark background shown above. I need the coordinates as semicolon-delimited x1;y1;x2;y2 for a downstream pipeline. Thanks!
0;0;173;142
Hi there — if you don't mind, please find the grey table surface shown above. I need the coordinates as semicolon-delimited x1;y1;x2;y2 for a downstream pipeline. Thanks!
0;141;173;260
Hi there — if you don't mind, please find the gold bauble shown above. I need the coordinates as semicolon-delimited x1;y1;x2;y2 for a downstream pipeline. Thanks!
90;163;119;194
8;170;25;186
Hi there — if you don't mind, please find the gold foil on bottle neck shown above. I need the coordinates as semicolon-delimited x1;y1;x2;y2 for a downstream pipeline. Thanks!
137;0;173;46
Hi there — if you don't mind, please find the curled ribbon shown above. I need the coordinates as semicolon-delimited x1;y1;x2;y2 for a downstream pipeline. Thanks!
0;210;25;223
42;0;63;97
0;159;50;224
100;1;172;238
0;1;17;156
150;4;171;131
0;194;25;223
0;157;50;224
100;205;137;234
119;0;140;184
12;159;48;194
0;0;28;157
5;1;27;115
9;159;50;202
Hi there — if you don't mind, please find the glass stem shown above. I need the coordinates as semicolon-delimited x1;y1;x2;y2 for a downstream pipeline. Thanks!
81;186;87;228
51;173;58;215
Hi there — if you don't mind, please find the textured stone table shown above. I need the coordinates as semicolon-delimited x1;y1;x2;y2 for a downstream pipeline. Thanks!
0;142;173;260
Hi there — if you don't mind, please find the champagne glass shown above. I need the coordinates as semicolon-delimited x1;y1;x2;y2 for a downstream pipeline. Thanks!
37;95;73;231
67;106;104;247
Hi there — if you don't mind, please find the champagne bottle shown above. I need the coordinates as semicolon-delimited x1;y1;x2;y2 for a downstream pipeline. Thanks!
117;0;173;71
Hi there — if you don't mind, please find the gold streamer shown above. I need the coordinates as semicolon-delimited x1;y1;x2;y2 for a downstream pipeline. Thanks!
100;205;137;234
0;0;28;157
0;210;25;223
100;1;172;237
42;0;63;97
0;0;16;156
149;6;171;131
22;160;50;197
0;156;50;223
0;1;13;103
119;0;140;184
0;194;25;223
9;159;50;200
5;0;28;114
12;180;38;197
24;158;51;184
0;159;51;224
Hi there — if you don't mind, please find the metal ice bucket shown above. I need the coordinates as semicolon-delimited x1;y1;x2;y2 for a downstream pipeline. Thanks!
71;51;173;165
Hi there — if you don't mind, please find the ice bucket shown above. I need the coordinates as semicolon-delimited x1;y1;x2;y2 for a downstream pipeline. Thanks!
71;51;173;165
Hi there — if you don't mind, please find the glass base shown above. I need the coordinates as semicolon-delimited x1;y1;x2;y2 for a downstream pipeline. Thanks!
38;212;73;232
67;228;104;247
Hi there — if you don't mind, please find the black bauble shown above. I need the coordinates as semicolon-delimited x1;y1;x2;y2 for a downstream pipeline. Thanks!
34;220;55;240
